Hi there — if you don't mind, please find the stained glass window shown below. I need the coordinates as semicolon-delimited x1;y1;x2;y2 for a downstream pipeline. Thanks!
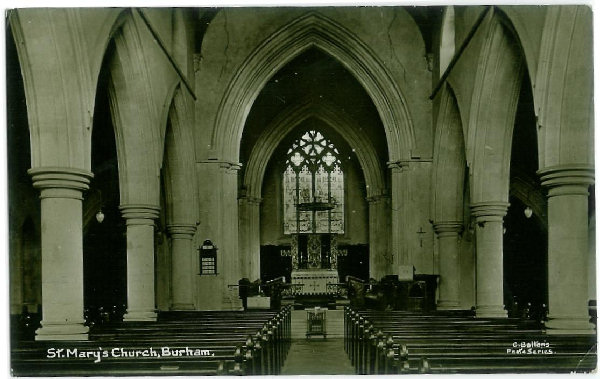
283;130;344;234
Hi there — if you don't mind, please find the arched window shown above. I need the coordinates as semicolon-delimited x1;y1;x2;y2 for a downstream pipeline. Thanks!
283;130;344;235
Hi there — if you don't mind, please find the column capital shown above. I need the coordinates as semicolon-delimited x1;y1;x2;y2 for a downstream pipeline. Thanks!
387;160;409;172
433;221;463;236
120;204;160;226
470;201;509;222
538;164;594;197
166;224;197;239
28;167;94;200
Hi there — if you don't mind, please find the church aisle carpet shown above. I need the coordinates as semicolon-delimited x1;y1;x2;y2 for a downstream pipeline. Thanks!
281;338;354;375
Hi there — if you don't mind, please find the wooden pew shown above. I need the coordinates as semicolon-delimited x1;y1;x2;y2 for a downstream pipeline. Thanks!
12;306;292;376
344;307;597;374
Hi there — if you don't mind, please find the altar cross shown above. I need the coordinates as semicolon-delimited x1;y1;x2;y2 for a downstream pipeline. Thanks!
417;227;426;247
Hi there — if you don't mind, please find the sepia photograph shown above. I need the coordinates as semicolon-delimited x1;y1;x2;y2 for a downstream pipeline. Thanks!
4;2;597;376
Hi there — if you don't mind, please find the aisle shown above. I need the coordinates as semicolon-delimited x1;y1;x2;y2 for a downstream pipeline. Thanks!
281;338;354;375
281;309;354;375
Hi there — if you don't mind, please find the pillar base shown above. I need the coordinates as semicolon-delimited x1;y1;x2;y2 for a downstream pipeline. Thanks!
475;305;507;318
35;322;89;341
171;303;195;311
436;300;462;311
123;309;157;321
545;317;596;335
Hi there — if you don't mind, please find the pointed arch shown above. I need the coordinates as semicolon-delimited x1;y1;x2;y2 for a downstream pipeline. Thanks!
495;6;543;93
534;5;593;169
432;84;466;223
243;98;386;200
8;9;93;169
8;8;128;170
212;12;415;163
467;15;524;203
163;86;199;226
108;12;166;206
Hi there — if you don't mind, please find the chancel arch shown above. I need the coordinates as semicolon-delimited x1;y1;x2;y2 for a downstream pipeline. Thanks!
240;98;387;280
197;8;431;298
259;120;370;287
243;99;385;201
238;42;392;284
208;10;418;164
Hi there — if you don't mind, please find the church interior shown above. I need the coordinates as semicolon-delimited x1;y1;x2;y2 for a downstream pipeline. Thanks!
6;5;597;375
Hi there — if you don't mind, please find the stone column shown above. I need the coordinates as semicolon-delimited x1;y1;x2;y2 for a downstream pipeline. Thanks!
471;202;509;318
220;163;243;310
433;222;463;310
29;167;92;340
367;194;390;280
539;165;595;334
388;162;408;269
120;204;160;321
238;196;262;280
167;224;197;310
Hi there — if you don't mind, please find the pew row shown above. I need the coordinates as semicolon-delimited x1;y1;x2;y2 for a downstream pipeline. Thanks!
12;306;291;376
344;307;597;374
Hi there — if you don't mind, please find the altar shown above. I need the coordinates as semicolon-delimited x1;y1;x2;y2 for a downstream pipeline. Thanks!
291;269;339;295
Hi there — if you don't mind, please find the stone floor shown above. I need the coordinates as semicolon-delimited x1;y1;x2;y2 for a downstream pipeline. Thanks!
281;338;354;375
281;308;354;375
